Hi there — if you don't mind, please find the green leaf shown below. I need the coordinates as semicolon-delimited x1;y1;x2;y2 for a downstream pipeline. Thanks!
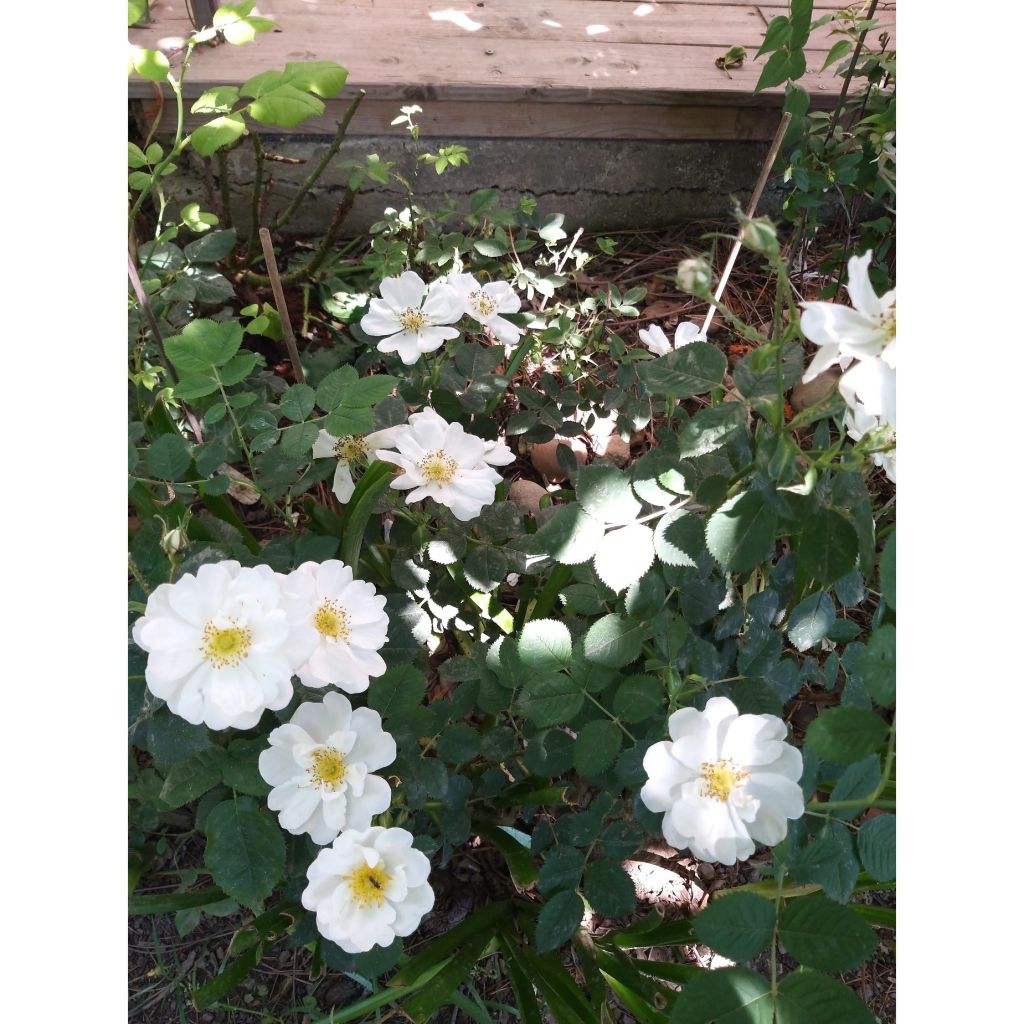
368;664;427;725
821;39;854;71
653;509;704;568
594;524;655;593
584;614;646;668
533;504;606;564
279;382;317;422
536;890;585;953
636;342;727;398
437;723;481;764
189;114;246;156
778;893;877;972
184;228;237;264
857;814;896;882
192;943;262;1011
538;847;585;895
146;710;211;766
277;60;348;98
756;16;791;58
191;86;241;115
219;351;260;385
280;421;319;458
222;739;272;797
129;885;228;915
165;319;243;374
517;619;573;673
879;532;895;608
775;971;874;1024
204;797;286;903
464;547;508;591
573;720;622;776
214;3;277;45
248;84;325;128
612;675;663;723
323;405;375;437
160;748;228;809
861;625;896;706
789;823;859;904
344;374;399;407
805;707;889;764
705;489;777;573
787;591;836;651
315;364;358;410
796;507;859;584
128;0;146;26
693;892;776;962
576;464;641;524
518;673;584;727
676;404;746;458
583;860;636;918
131;47;170;82
146;433;192;480
669;966;772;1024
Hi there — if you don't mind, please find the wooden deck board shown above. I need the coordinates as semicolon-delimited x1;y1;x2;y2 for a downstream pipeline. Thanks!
129;0;895;139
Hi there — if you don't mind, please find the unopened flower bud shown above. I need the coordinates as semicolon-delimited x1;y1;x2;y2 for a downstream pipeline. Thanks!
676;257;712;295
740;217;779;256
160;525;188;558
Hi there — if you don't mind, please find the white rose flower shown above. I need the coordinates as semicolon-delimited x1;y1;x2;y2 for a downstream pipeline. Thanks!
360;271;463;365
375;407;515;522
800;250;896;383
131;561;317;731
639;321;705;356
448;273;523;349
640;696;804;865
302;826;434;953
311;428;402;504
281;559;390;693
259;691;396;845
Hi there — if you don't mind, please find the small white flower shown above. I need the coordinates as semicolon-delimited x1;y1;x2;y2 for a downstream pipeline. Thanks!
640;696;804;865
312;428;402;504
446;273;523;349
360;271;463;365
282;559;390;693
302;826;434;953
844;402;896;483
800;251;896;383
131;561;317;731
639;321;705;356
259;691;396;845
375;407;515;521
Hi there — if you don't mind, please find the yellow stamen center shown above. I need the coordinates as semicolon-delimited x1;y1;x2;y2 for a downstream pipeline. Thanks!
470;290;496;318
334;435;367;462
699;759;749;802
398;307;427;332
881;304;896;343
308;746;347;789
344;862;392;908
200;622;253;668
313;600;351;641
417;449;458;484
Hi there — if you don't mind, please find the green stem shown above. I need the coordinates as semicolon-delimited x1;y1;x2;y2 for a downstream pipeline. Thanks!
528;564;572;620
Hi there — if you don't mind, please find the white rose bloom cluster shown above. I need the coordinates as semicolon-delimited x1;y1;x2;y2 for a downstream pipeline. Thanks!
800;251;896;481
359;269;526;362
132;559;390;729
641;697;805;866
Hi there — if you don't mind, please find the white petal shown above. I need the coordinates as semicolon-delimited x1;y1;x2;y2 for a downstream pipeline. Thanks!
845;250;884;320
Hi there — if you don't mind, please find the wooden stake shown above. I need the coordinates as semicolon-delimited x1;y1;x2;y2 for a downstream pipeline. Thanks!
700;111;792;337
258;227;305;384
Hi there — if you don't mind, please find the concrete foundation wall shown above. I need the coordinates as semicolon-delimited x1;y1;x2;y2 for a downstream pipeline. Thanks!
168;134;787;237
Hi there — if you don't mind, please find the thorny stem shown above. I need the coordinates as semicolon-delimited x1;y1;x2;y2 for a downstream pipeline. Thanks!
258;228;306;383
217;149;233;230
271;90;366;235
823;0;881;146
246;131;266;261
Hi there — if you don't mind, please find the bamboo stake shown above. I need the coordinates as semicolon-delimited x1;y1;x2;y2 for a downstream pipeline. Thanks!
700;111;792;337
258;228;305;384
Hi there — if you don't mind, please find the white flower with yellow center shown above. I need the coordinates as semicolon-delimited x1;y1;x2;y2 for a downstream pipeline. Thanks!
445;272;523;349
131;561;317;731
375;407;515;522
639;321;705;357
800;250;896;384
640;696;804;865
360;270;463;365
259;691;396;845
311;427;402;504
302;826;434;953
281;560;390;693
